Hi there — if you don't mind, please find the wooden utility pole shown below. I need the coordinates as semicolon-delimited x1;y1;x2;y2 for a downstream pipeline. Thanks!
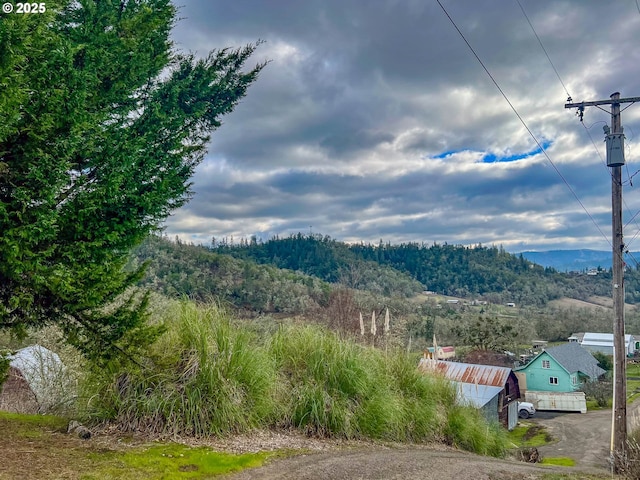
565;93;640;471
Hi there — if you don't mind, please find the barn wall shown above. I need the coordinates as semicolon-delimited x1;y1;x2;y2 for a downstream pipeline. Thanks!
481;395;500;424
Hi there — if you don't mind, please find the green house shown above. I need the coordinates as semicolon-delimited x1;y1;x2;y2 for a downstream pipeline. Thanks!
515;343;605;392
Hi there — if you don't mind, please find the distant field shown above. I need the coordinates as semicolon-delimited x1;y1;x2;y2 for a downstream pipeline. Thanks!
548;296;639;312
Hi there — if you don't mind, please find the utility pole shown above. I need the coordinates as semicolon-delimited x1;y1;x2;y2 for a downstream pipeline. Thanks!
565;93;640;471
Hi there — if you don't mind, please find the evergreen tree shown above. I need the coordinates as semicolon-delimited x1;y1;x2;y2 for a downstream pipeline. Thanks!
0;0;265;361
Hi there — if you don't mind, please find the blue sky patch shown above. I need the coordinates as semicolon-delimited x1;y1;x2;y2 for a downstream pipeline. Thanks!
431;141;552;163
433;150;459;159
482;140;552;163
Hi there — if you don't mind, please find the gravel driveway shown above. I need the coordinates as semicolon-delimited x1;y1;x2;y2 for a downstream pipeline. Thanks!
220;406;640;479
532;409;613;471
532;401;640;473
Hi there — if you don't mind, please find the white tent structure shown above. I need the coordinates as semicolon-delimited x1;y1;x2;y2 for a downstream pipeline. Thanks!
0;345;71;413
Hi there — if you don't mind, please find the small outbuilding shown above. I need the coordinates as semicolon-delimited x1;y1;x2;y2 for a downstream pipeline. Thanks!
418;358;521;430
424;346;456;360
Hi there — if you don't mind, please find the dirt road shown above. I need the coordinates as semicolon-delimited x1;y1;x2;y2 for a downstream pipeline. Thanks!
532;401;640;473
223;408;630;480
224;444;578;480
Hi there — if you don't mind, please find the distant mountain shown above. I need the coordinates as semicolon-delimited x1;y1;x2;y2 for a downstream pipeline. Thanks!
518;249;640;272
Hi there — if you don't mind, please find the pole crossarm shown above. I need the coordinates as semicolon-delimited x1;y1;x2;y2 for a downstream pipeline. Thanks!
565;96;640;109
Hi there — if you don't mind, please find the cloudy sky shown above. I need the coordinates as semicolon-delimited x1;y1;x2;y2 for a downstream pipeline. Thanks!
166;0;640;252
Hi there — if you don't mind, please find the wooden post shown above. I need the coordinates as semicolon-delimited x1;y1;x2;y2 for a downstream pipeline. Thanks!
610;92;627;467
565;93;640;471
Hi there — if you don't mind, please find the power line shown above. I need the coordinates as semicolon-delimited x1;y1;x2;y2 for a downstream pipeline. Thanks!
515;0;571;101
581;121;640;264
520;3;638;462
435;0;611;251
514;0;640;266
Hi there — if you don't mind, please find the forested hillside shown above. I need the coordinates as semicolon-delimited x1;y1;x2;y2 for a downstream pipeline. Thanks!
213;234;615;306
132;233;640;314
128;234;640;347
132;235;331;313
212;233;424;297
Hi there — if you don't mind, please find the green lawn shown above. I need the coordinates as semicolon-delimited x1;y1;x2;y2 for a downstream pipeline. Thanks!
83;444;275;480
507;422;553;448
0;412;276;480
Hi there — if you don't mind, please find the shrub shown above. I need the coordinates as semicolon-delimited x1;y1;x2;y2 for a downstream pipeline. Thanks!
579;380;611;408
444;404;508;456
269;325;371;437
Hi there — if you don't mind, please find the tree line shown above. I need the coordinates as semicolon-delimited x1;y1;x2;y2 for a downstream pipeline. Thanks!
212;233;617;306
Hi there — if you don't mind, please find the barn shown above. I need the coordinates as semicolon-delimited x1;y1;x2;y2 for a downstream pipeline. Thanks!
418;358;521;430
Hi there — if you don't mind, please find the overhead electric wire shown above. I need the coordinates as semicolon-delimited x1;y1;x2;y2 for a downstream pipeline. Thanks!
515;0;571;100
581;122;640;260
582;122;640;264
514;0;640;267
435;0;612;254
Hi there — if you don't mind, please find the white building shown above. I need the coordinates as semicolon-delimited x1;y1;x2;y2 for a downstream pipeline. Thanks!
573;332;639;357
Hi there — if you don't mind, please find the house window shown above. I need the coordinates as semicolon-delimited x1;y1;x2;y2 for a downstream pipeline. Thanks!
549;377;558;385
572;376;578;385
542;360;550;369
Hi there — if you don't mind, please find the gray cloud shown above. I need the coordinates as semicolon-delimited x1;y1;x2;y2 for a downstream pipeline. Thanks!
165;0;640;251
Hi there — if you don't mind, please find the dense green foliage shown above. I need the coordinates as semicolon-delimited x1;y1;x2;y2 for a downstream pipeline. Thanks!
126;234;640;354
592;351;613;372
0;0;264;359
81;300;508;454
133;235;331;313
214;233;614;306
453;316;517;351
214;233;424;297
82;301;278;435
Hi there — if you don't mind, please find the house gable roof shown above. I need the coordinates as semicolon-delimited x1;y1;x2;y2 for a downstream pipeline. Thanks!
543;343;605;379
580;332;635;346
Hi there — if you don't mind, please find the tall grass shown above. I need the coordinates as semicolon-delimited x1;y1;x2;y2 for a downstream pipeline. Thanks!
270;325;456;442
80;300;508;456
82;301;277;436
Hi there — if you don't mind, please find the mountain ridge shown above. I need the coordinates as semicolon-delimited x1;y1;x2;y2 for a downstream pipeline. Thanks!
518;249;640;272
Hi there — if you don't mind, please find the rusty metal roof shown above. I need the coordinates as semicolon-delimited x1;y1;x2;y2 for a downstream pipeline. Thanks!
419;359;513;387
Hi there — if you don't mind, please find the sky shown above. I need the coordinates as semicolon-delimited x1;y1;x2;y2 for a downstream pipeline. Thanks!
166;0;640;252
